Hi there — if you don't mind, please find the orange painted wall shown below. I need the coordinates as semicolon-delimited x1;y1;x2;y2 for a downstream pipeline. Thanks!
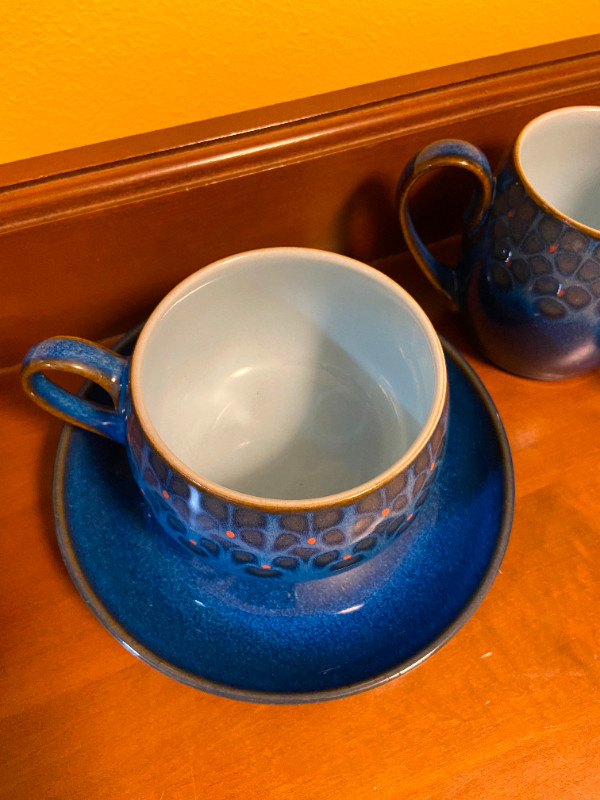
1;1;599;165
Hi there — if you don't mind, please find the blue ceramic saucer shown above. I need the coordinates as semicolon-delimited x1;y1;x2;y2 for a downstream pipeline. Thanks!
54;333;513;703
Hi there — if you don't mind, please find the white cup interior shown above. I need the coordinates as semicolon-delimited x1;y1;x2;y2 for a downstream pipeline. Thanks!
133;249;444;502
517;106;600;231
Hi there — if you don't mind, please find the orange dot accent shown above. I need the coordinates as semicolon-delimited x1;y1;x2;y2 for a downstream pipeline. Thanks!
549;243;558;253
343;554;352;560
162;490;169;499
507;209;515;218
225;530;235;538
307;537;316;545
430;462;435;471
261;564;271;569
189;539;197;546
382;508;390;517
407;513;413;521
557;287;565;297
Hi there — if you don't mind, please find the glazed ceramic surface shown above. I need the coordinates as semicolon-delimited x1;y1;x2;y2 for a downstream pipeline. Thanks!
54;333;513;703
24;248;448;581
397;106;600;380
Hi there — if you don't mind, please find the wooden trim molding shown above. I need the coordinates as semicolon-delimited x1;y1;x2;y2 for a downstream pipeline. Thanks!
3;37;600;366
2;33;600;186
3;44;600;233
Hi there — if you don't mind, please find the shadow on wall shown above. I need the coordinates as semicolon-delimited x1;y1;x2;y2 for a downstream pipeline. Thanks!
337;165;496;266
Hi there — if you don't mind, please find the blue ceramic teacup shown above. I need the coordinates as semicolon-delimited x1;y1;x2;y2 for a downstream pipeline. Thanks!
22;247;448;581
397;106;600;380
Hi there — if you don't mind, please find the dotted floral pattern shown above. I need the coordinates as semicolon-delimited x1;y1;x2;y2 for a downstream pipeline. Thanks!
125;389;449;581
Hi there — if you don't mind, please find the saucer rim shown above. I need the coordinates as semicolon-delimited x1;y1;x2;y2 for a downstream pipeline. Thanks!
53;331;514;704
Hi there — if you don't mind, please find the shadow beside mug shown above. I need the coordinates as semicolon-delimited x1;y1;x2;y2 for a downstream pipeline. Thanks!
397;105;600;380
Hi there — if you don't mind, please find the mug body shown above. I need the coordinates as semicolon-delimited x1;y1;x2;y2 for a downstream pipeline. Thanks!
123;248;448;580
462;106;600;380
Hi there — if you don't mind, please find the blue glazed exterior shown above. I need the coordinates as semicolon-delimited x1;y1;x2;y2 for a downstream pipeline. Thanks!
22;331;448;582
125;383;448;581
460;156;600;379
397;134;600;380
21;337;128;442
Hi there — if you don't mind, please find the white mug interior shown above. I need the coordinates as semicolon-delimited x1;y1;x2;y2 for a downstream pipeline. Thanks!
132;248;445;503
517;105;600;232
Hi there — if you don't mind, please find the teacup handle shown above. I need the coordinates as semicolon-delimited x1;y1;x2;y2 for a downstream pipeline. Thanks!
396;139;494;309
21;337;128;443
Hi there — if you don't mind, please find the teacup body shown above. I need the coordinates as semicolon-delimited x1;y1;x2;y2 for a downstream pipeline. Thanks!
22;248;448;581
397;106;600;380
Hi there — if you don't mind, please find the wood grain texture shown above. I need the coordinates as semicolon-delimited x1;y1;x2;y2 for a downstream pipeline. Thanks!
2;40;600;367
1;243;600;800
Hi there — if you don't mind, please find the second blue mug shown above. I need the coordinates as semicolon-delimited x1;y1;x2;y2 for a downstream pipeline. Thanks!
397;105;600;380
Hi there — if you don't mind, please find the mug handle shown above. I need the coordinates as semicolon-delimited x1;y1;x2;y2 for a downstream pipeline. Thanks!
396;139;494;309
21;337;128;444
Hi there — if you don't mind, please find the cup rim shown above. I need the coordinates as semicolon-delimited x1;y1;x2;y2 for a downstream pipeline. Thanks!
130;247;447;511
514;105;600;239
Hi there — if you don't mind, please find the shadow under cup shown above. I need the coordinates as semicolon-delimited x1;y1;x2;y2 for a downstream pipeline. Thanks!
134;250;443;504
